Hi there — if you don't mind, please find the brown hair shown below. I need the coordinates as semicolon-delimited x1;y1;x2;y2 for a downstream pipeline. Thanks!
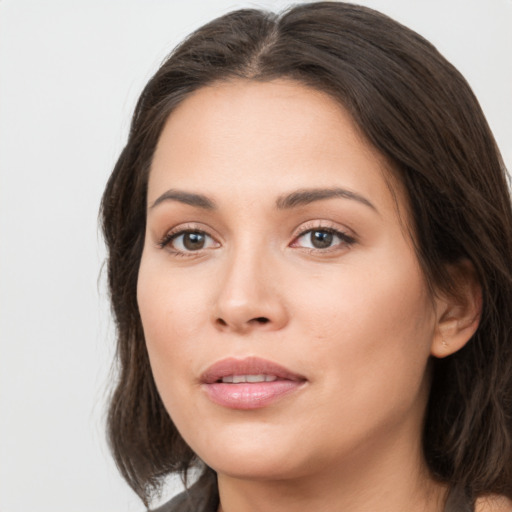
100;2;512;507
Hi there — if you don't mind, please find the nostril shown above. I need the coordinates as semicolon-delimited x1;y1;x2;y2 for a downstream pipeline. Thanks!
214;316;270;329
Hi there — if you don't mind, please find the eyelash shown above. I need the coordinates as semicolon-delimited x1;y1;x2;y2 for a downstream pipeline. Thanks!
157;225;217;257
157;223;356;257
291;224;356;253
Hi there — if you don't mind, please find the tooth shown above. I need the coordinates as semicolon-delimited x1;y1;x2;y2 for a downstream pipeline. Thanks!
246;374;265;383
221;374;278;384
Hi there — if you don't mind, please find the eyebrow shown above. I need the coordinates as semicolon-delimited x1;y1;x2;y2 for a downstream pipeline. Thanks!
276;187;378;212
149;186;377;213
149;190;216;210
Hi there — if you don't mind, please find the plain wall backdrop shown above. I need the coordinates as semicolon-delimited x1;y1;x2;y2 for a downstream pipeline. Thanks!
0;1;510;511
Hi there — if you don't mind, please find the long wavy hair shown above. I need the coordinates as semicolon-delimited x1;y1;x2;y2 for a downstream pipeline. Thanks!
100;2;512;507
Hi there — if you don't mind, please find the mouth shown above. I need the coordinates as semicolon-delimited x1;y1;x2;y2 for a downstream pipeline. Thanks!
200;357;307;410
219;374;279;383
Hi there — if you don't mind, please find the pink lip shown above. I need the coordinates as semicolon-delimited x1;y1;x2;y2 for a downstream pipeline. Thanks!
200;357;307;410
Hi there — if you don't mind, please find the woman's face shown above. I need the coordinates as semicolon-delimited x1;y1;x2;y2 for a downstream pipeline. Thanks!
138;80;440;481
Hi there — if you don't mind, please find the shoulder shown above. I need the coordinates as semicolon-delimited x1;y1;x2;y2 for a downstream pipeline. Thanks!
151;470;219;512
476;495;512;512
152;490;191;512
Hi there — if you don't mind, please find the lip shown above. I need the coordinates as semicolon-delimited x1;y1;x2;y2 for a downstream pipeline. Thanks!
200;356;307;410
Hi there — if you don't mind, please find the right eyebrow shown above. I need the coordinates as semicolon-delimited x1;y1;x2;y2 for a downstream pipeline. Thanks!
149;189;216;210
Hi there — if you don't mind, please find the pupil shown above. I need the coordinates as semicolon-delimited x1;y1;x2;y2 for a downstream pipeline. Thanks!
184;232;205;250
312;230;333;249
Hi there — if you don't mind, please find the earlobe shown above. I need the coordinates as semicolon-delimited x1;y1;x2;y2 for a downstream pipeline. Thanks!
430;260;482;359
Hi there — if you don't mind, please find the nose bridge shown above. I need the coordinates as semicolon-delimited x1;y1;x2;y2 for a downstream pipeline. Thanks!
213;236;287;332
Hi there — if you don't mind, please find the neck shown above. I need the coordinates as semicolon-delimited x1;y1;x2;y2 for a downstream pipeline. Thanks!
216;423;447;512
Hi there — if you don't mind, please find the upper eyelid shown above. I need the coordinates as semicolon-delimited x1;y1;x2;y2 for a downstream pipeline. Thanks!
155;220;356;247
292;220;355;238
290;221;358;250
160;222;218;239
292;227;355;244
173;230;217;246
296;226;343;236
156;223;218;249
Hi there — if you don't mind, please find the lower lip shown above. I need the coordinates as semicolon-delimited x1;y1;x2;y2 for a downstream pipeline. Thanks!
202;380;303;409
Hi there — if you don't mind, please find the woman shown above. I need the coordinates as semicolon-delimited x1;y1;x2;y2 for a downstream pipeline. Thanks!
100;2;512;511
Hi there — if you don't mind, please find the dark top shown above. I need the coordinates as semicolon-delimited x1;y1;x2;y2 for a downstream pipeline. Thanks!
152;471;219;512
153;470;474;512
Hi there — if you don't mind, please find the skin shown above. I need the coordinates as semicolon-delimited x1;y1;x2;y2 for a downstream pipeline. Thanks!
137;80;482;512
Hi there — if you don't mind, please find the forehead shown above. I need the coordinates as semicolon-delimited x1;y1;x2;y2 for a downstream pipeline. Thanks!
148;79;405;219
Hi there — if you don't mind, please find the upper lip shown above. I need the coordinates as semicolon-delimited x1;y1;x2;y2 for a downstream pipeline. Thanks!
200;356;306;384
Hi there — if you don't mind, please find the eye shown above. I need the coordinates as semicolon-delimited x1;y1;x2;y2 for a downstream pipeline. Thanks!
160;230;219;253
292;228;355;250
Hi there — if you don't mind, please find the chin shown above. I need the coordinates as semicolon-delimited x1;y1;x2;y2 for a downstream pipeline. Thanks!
206;454;309;482
185;424;310;481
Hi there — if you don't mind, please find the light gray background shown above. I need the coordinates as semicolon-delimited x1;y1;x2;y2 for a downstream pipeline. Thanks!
1;1;510;511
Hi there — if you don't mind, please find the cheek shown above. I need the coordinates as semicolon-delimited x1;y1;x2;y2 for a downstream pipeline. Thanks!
137;256;205;388
290;252;435;404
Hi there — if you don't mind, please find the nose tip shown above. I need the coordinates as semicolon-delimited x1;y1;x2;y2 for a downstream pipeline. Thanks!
212;259;288;333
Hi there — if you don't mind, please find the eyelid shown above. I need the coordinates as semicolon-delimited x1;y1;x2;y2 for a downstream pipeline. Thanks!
156;223;220;253
154;220;356;255
291;220;355;239
289;220;357;250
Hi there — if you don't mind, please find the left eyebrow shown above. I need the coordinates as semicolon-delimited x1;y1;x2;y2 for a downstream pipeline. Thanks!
275;187;378;213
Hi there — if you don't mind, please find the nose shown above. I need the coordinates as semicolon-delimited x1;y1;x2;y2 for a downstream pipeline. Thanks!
212;247;289;334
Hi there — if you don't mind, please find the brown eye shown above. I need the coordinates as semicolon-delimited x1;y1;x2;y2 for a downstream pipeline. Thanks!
168;230;218;252
292;228;355;251
182;232;206;250
310;230;333;249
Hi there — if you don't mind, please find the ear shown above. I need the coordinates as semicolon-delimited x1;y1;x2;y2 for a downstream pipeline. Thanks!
430;259;482;358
